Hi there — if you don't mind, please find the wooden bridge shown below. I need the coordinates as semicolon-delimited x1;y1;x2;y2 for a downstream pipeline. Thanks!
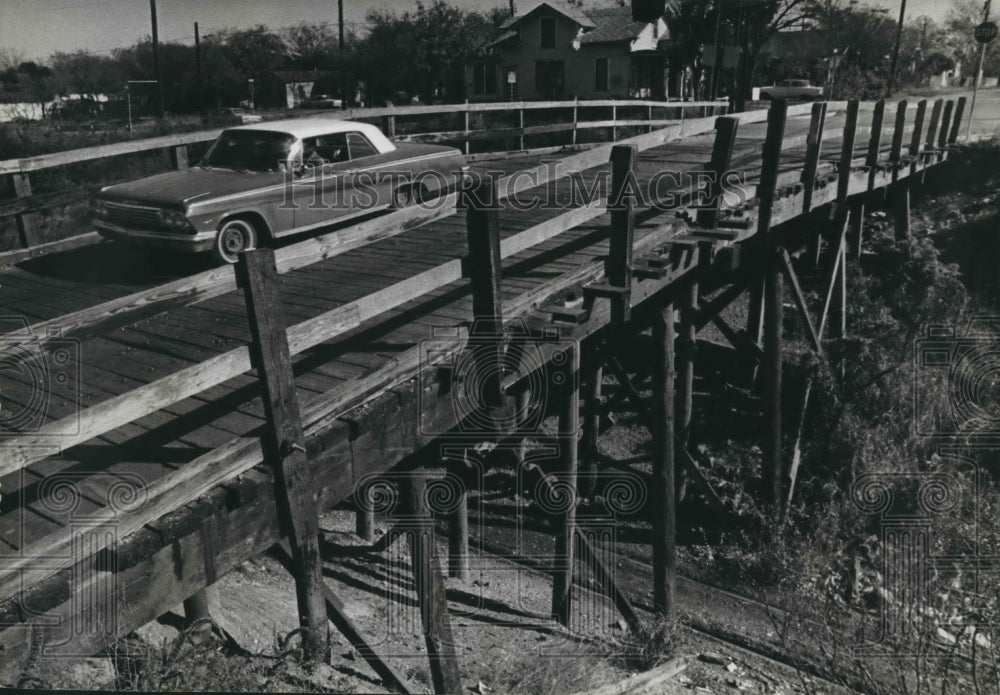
0;94;967;690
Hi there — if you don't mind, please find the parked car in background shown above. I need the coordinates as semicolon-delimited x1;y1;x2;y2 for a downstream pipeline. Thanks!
300;95;343;109
92;118;468;264
759;79;823;101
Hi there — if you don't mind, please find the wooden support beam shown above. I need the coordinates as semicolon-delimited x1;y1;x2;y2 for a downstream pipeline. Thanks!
677;283;697;448
355;490;375;543
889;100;907;183
697;116;740;229
463;104;471;155
836;100;861;210
865;100;886;190
778;250;821;354
692;277;749;331
909;99;928;172
10;173;40;249
580;343;604;498
552;342;581;627
404;472;462;695
756;98;788;238
817;214;848;341
651;301;677;617
937;100;954;159
699;297;765;360
762;249;784;515
892;183;911;242
801;102;828;217
237;248;328;665
273;541;416;694
607;144;637;323
464;173;504;408
849;201;866;261
924;99;943;156
949;97;967;145
447;459;471;582
170;144;189;170
744;277;766;386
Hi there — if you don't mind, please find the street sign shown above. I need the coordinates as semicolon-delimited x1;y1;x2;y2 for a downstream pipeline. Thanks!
975;21;998;43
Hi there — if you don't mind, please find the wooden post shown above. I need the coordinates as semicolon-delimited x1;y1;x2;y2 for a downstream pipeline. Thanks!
464;173;504;408
909;99;928;168
948;96;967;145
936;100;954;160
849;201;866;261
697;116;740;229
756;99;788;238
893;183;911;242
652;302;677;616
923;99;943;164
464;101;471;155
744;277;765;386
572;97;579;146
356;490;375;543
580;344;603;498
552;342;580;628
801;101;828;218
612;103;618;142
865;99;886;191
447;459;470;582
648;103;654;133
383;113;396;138
405;472;461;694
832;227;847;380
889;100;908;183
237;248;328;665
607;144;637;323
518;107;525;150
677;283;697;450
762;249;784;515
170;144;189;170
10;173;40;249
183;588;214;641
836;100;861;213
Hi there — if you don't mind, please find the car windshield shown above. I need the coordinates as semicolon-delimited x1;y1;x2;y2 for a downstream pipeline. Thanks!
199;130;295;173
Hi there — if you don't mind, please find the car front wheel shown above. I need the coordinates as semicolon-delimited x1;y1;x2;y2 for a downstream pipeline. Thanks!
212;218;258;265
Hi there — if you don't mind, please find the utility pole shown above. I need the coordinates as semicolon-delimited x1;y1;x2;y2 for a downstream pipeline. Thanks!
968;0;993;139
339;0;346;108
510;0;516;17
149;0;165;118
886;0;907;98
709;0;723;100
194;22;203;118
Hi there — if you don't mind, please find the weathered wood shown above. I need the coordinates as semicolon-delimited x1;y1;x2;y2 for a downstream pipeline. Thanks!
447;459;470;581
170;144;189;170
677;283;697;448
889;100;908;162
937;100;954;157
355;490;375;543
404;472;462;695
892;182;911;242
800;102;829;215
949;97;967;144
580;344;603;498
237;248;327;664
756;99;788;237
836;101;861;208
652;301;677;617
865;100;886;190
11;172;40;248
849;201;866;260
608;144;637;299
924;99;943;155
552;342;581;627
778;249;821;354
273;541;416;693
697;116;740;228
909;99;928;162
817;214;849;340
762;249;784;514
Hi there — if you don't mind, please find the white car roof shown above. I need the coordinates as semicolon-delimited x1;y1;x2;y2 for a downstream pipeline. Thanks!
227;118;396;154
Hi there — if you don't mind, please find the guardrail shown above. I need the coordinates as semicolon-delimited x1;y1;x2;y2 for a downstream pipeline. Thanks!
0;96;966;674
0;98;730;262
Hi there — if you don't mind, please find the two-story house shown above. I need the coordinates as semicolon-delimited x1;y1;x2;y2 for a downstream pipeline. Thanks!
467;1;671;102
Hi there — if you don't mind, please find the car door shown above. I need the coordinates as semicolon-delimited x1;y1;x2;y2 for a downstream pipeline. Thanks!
286;131;354;233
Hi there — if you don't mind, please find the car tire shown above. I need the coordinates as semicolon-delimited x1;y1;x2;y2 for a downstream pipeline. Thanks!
212;217;257;265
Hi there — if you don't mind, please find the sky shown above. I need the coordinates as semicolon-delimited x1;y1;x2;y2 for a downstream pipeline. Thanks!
0;0;964;64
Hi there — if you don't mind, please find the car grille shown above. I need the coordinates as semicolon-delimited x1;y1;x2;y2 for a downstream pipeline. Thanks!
105;201;164;229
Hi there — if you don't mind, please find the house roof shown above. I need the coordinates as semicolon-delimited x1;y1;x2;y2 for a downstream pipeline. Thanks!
578;7;650;44
500;0;596;30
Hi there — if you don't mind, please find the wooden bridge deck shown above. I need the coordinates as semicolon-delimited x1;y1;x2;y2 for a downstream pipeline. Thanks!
0;96;963;678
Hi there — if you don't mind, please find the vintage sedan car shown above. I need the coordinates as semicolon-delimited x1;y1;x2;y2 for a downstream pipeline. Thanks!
92;118;467;263
759;79;823;101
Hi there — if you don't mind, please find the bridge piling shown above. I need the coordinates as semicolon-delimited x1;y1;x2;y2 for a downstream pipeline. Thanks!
447;457;471;582
762;250;785;517
580;343;604;498
652;301;677;617
551;341;581;628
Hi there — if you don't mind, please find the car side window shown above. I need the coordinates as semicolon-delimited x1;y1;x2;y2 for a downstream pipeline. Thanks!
346;132;379;160
301;133;348;166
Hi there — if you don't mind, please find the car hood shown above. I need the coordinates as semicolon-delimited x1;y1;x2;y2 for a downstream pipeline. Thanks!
98;167;283;207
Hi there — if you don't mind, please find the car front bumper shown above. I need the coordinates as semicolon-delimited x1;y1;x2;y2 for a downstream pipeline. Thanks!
95;219;216;253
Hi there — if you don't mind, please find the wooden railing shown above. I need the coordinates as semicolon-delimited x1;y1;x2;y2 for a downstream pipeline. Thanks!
0;98;730;262
0;96;966;676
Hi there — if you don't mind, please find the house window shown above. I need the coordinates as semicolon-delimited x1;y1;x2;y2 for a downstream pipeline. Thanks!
540;17;556;49
473;63;497;95
595;58;609;91
535;60;564;99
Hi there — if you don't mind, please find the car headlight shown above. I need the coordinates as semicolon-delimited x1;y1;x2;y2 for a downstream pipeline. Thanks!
159;209;191;231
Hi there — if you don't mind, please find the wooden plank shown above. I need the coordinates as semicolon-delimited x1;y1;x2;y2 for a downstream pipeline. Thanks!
909;99;928;163
756;100;788;238
779;249;821;354
607;144;636;323
762;248;783;516
924;99;943;154
836;101;861;206
11;173;41;248
652;301;676;617
237;248;327;664
866;100;886;189
697;117;740;228
552;342;580;628
404;472;462;695
800;102;828;215
937;100;955;156
948;97;967;144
